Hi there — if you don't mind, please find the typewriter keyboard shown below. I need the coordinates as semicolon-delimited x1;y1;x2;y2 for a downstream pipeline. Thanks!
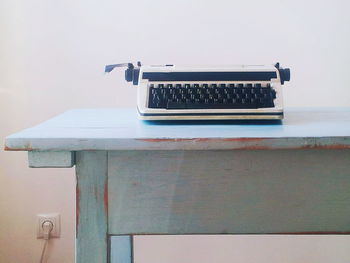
148;83;276;109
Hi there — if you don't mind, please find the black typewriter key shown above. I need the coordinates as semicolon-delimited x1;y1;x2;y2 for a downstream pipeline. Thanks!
271;90;276;98
184;84;191;88
237;84;244;88
193;84;200;88
175;84;182;88
254;83;261;88
211;84;217;88
158;84;164;88
220;84;226;88
202;83;209;88
246;83;253;88
266;83;271;88
167;84;173;88
229;84;235;88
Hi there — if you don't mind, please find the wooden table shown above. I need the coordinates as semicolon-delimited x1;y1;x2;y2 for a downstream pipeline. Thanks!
5;108;350;263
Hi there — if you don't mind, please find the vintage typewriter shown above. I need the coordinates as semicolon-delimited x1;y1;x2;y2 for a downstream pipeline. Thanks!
105;62;290;120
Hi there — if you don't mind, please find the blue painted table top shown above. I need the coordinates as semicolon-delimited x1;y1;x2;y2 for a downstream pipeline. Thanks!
5;108;350;151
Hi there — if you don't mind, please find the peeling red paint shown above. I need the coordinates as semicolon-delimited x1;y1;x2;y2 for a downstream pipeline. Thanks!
235;145;273;150
138;138;195;142
300;144;350;150
4;146;34;151
104;181;108;216
76;185;80;237
137;137;264;143
4;142;34;151
222;137;265;142
137;137;350;150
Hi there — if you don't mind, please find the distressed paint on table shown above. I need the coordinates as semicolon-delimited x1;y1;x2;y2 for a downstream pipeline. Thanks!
4;108;350;263
5;108;350;151
108;150;350;235
76;151;108;263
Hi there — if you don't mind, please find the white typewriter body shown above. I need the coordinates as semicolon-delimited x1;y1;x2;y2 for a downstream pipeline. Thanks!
137;64;284;120
105;62;290;120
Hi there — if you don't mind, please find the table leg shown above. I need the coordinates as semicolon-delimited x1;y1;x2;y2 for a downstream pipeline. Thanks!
76;151;108;263
110;235;133;263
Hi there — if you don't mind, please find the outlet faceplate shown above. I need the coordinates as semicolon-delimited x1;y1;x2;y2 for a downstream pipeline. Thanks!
37;213;60;238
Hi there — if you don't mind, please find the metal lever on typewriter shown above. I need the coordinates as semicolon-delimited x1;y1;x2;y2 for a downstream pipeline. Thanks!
105;61;142;85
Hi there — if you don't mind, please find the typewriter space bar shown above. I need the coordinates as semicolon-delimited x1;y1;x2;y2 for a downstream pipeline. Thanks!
166;102;258;109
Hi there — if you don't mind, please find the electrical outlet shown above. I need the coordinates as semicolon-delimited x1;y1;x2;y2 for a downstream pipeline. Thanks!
37;213;60;238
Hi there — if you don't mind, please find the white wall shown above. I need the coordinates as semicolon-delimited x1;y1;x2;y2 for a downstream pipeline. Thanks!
1;0;350;262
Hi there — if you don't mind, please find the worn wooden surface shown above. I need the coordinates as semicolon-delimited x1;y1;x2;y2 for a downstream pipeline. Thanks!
108;150;350;235
4;109;350;262
5;108;350;151
76;151;108;263
110;236;133;263
28;151;75;168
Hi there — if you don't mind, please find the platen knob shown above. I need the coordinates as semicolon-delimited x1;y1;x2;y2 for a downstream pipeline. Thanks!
125;68;133;82
280;68;290;84
275;63;291;85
